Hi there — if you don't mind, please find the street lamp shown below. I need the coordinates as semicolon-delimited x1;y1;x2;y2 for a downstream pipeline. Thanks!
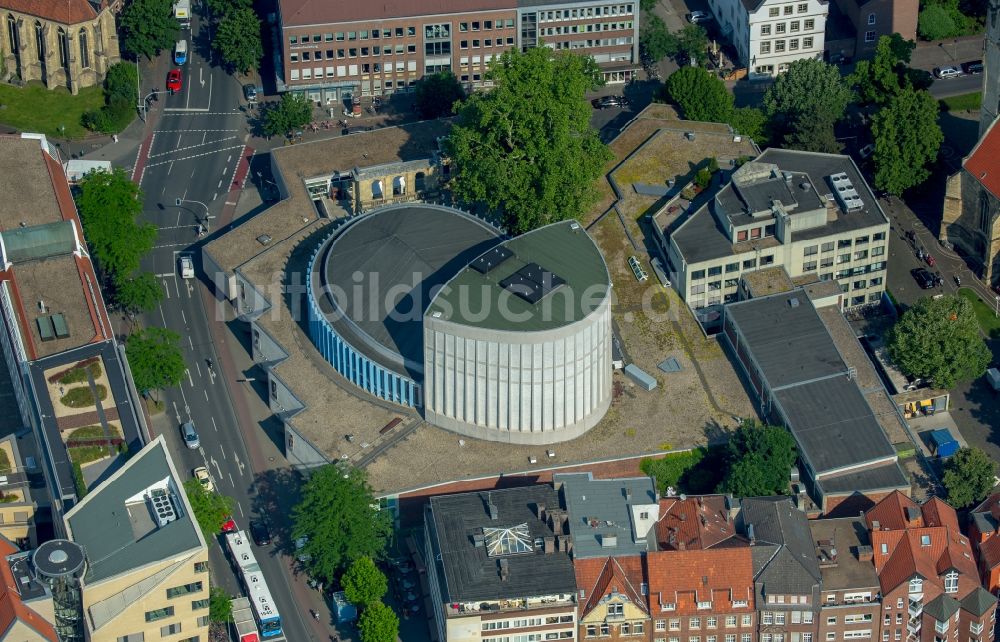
175;197;215;234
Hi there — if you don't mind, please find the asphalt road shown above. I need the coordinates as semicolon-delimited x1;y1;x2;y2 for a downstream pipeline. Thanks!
134;12;312;642
930;72;983;99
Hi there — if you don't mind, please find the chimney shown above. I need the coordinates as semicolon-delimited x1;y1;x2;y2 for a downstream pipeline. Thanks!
536;503;546;521
499;558;510;581
747;523;756;544
473;528;485;547
625;487;633;502
726;495;740;521
544;536;556;554
829;547;838;561
872;520;881;531
678;541;686;551
856;545;874;561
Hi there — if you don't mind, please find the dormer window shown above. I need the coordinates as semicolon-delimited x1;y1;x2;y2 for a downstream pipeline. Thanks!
944;571;958;594
662;603;677;611
909;578;923;594
697;601;712;609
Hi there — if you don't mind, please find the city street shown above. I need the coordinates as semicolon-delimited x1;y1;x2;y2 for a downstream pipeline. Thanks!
130;10;315;642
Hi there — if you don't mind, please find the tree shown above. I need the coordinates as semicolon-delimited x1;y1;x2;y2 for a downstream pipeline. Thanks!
640;0;657;10
942;447;997;508
727;106;767;142
120;0;179;60
183;478;236;542
888;295;991;388
204;0;251;18
871;88;943;195
447;47;612;234
105;62;140;103
918;4;958;40
263;93;313;138
209;586;233;623
718;421;797;497
358;602;399;642
664;67;734;122
214;8;262;74
114;272;163;315
342;557;388;609
763;59;851;153
75;168;157;279
126;327;187;393
850;35;914;105
640;14;674;63
641;18;708;65
292;467;392;587
414;72;465;119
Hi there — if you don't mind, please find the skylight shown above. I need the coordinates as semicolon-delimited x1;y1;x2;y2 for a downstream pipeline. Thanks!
484;523;534;557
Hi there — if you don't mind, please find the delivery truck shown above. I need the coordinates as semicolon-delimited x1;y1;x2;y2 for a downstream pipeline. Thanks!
173;0;190;28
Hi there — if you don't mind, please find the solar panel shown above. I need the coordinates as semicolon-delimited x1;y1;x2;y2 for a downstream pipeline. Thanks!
499;263;566;304
470;246;514;274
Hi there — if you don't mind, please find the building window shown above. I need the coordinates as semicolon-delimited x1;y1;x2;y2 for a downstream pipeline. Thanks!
864;30;876;42
944;571;958;594
6;16;19;56
145;607;175;622
160;623;182;636
79;28;90;68
760;255;774;266
798;2;808;10
192;599;210;610
692;269;706;280
828;617;837;625
608;603;624;617
867;12;876;24
804;636;812;642
804;245;818;256
776;22;787;34
761;24;771;35
909;578;924;592
657;621;667;632
691;618;701;629
769;7;780;15
743;259;756;269
167;582;203;599
789;39;799;50
737;230;749;241
707;617;718;627
622;623;631;636
670;619;681;630
774;40;785;52
725;617;737;627
194;562;208;573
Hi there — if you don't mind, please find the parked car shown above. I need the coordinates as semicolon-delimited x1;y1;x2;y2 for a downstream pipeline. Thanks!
249;520;271;546
858;143;875;160
961;59;984;74
925;253;936;267
591;95;622;109
933;66;963;79
180;421;199;449
911;267;936;289
220;516;237;533
193;466;214;492
687;10;710;22
243;83;258;102
167;69;182;93
179;255;194;279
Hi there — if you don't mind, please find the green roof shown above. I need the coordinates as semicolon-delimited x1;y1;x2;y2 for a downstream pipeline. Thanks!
426;220;610;331
0;220;76;264
64;437;204;583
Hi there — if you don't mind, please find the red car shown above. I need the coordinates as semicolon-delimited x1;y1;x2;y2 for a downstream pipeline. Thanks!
925;254;935;267
167;69;182;93
221;516;237;533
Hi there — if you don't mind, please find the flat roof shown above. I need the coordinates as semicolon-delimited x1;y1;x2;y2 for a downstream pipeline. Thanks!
428;221;610;331
815;461;910;496
280;0;513;28
726;291;847;389
555;472;657;559
808;516;879;591
0;137;65;230
314;205;501;371
427;485;577;602
64;436;203;583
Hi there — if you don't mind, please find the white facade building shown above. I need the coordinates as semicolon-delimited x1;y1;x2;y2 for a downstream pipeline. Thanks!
707;0;828;76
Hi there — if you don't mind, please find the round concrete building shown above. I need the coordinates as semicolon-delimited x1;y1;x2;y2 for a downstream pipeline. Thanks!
423;220;612;444
306;204;612;444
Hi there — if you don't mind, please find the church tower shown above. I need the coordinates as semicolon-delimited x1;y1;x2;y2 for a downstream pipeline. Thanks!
980;0;1000;136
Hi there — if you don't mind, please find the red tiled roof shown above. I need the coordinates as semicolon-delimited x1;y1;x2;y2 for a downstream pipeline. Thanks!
865;491;922;531
972;493;1000;522
965;118;1000;200
0;537;58;642
279;0;515;28
646;547;755;614
922;497;961;532
575;556;647;617
0;0;97;24
871;518;980;599
978;535;1000;569
656;496;738;551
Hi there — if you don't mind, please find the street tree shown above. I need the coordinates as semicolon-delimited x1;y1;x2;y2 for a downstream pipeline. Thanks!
120;0;179;60
358;602;399;642
887;294;991;388
644;19;710;65
414;72;466;119
75;168;157;280
664;67;734;122
204;0;251;18
342;557;388;609
126;327;187;394
850;35;915;104
942;447;997;508
640;14;674;63
262;93;313;138
214;8;263;75
727;106;767;142
208;586;233;623
182;478;236;543
114;272;163;315
291;467;392;587
447;47;612;233
763;58;851;153
871;87;943;195
669;25;710;65
718;421;797;497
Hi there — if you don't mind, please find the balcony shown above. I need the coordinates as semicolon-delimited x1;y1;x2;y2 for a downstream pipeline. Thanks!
971;623;984;635
907;602;922;619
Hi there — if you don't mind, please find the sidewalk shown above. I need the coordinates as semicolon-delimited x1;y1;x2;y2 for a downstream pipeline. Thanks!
910;34;985;71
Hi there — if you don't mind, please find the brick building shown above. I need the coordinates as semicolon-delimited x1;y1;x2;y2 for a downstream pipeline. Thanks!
274;0;639;103
655;495;742;551
966;492;1000;594
576;557;650;641
865;492;997;642
809;517;881;642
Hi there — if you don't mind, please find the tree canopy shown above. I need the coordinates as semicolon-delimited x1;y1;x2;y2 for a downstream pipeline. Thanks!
126;327;187;393
263;93;313;138
292;467;392;587
214;8;263;74
182;478;236;543
918;4;959;39
943;447;997;508
642;17;709;65
342;557;388;609
115;272;163;315
447;47;612;234
763;59;852;153
718;421;797;497
75;168;157;280
414;72;465;120
120;0;179;60
358;602;399;642
664;67;734;122
887;294;991;388
871;87;943;195
204;0;251;18
209;586;233;623
850;35;917;105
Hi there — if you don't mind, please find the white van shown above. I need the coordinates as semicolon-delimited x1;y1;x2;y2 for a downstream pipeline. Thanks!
174;39;188;65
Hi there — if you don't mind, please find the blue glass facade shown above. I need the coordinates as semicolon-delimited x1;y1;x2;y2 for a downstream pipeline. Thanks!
305;237;418;408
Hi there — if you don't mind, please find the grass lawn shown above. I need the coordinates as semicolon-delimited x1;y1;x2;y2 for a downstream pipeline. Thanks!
958;288;1000;339
939;92;983;112
0;83;105;139
641;446;727;495
67;425;118;442
60;384;108;408
68;444;112;465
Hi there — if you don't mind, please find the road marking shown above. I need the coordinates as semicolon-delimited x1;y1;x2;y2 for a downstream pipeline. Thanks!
211;417;218;431
161;111;238;115
178;385;191;417
204;389;209;401
161;280;171;299
186;368;194;387
154;242;198;249
176;133;182;148
167;161;174;176
150;136;238;158
233;452;245;477
154;129;240;133
237;501;245;518
225;201;237;206
159;305;167;325
155;272;173;278
172;400;181;423
144;144;246;168
188;336;194;350
227;155;232;163
175;279;181;300
220;447;226;460
202;132;207;145
221;166;227;175
211;456;224;486
212;192;218;201
181;308;187;324
229;472;235;488
195;361;202;377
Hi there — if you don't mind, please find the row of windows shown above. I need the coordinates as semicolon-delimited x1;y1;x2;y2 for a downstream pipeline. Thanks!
290;44;415;61
656;616;755;630
5;19;94;70
735;224;776;242
549;36;634;50
291;28;416;44
459;19;516;31
483;615;574;630
166;581;203;599
289;64;417;81
760;19;816;35
539;5;634;22
761;611;814;625
759;37;815;54
651;635;757;642
460;54;500;66
461;38;517;48
802;233;885;256
484;632;573;642
542;21;634;36
767;3;810;17
586;622;646;637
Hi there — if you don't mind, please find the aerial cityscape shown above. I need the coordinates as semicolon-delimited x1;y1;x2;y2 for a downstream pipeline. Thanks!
0;0;997;639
